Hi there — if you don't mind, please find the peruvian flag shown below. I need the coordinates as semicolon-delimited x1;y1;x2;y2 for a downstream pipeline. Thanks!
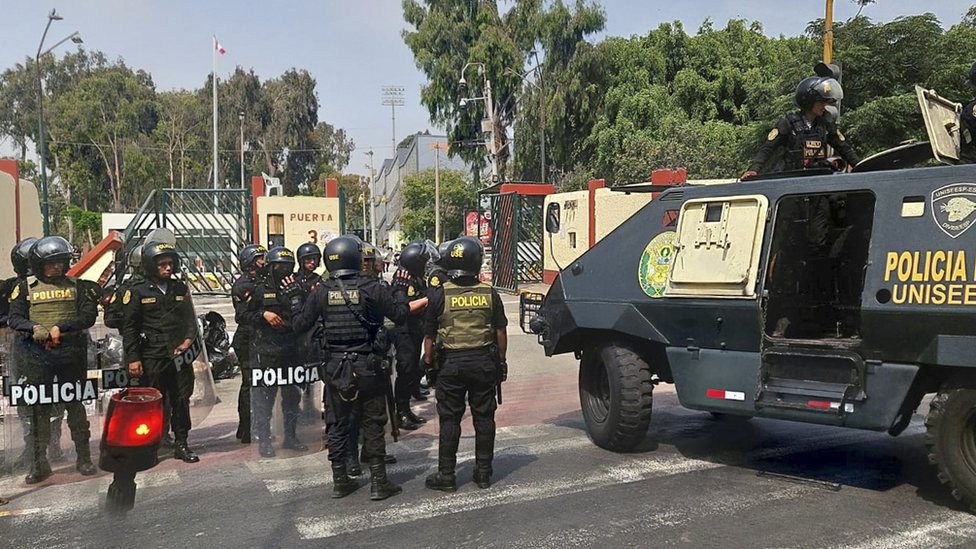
214;36;226;55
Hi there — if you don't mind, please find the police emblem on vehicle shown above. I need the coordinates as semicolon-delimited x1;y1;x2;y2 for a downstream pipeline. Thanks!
931;183;976;239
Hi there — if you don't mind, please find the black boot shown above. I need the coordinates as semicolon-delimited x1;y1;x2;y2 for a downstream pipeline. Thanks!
75;442;97;476
473;469;492;489
369;459;402;501
396;412;421;431
174;439;200;463
25;446;53;485
345;453;363;477
331;463;360;499
404;410;427;425
425;471;457;492
282;435;308;451
258;439;276;458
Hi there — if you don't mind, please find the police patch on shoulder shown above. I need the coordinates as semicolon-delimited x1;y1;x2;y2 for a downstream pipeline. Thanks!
122;290;131;305
430;275;441;287
767;128;779;141
407;286;416;297
10;284;19;301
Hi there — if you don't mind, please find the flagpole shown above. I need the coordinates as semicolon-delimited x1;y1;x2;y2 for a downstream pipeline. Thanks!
212;35;219;191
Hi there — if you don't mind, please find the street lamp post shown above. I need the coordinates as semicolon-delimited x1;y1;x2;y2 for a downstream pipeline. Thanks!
35;9;82;236
366;150;377;244
531;50;546;184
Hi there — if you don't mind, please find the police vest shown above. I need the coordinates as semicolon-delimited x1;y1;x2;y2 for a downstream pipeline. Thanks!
785;113;829;170
28;278;77;327
437;281;494;350
323;277;370;350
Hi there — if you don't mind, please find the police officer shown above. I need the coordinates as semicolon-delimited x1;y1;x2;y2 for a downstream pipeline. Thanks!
423;237;508;491
4;239;42;468
295;242;324;421
8;236;101;482
741;76;859;180
392;241;430;430
960;61;976;163
288;236;427;500
122;241;200;463
241;246;307;458
231;244;267;443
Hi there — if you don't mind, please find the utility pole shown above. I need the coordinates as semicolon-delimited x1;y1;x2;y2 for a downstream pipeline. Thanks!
824;0;834;63
531;50;546;184
381;86;404;155
239;111;245;189
430;142;448;244
366;149;377;244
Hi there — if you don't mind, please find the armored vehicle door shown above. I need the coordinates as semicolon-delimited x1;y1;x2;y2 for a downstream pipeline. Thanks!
665;194;769;298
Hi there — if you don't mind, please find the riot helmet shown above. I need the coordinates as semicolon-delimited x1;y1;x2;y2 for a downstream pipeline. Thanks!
265;246;296;279
29;236;72;283
398;241;429;277
434;239;453;267
296;242;321;271
142;241;180;280
444;236;483;279
794;76;843;111
238;244;267;272
324;236;362;278
11;237;38;278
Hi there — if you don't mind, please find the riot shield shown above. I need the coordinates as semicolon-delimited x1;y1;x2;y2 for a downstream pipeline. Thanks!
1;327;102;482
247;332;323;459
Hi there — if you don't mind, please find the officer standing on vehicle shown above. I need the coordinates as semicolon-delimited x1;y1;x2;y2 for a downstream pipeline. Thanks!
8;236;101;482
231;244;267;444
287;236;427;500
122;241;200;463
741;76;859;180
423;236;507;491
960;61;976;163
241;246;307;457
392;241;430;430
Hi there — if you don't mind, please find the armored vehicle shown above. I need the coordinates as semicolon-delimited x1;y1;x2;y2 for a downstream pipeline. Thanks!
522;87;976;510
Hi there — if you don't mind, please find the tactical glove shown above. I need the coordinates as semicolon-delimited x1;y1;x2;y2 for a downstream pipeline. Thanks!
279;277;305;309
32;325;50;343
424;361;438;387
392;268;411;289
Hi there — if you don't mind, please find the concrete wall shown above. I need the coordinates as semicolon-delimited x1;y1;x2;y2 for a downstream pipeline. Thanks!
593;187;654;241
254;195;342;252
0;160;43;280
543;189;590;277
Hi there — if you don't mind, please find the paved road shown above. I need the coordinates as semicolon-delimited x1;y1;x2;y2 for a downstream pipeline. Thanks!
2;293;976;548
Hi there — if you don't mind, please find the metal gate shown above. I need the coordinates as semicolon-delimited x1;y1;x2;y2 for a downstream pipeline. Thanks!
488;192;544;293
113;189;253;295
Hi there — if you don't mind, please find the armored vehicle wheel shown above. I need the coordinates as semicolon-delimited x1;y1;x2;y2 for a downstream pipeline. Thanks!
579;343;653;452
925;384;976;512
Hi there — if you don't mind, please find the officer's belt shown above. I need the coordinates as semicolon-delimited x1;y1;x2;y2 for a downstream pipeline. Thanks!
141;333;172;344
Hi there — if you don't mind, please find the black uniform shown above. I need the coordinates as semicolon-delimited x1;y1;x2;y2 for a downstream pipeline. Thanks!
961;100;976;163
290;274;409;464
239;274;304;449
231;271;260;441
424;276;507;482
393;273;426;419
295;268;324;419
749;112;860;174
121;278;198;443
8;276;101;476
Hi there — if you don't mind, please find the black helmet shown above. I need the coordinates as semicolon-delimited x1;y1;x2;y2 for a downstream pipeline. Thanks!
265;246;295;271
142;241;180;278
29;236;73;282
297;242;321;269
794;76;843;110
398;241;429;277
238;244;267;271
11;237;38;278
444;237;483;279
324;236;362;278
434;239;453;267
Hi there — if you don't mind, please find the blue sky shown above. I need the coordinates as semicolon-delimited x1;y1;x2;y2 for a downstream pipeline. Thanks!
2;0;973;174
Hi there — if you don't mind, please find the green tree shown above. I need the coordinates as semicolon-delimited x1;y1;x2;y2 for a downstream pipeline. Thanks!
400;169;477;241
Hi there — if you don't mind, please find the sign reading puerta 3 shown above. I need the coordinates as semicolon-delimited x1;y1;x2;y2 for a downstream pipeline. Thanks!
932;183;976;239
